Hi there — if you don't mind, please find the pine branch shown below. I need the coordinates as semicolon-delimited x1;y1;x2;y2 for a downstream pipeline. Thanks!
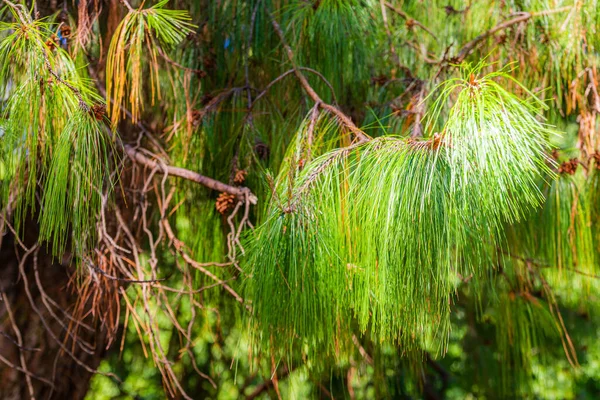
454;6;571;62
124;145;258;204
384;2;438;41
250;67;338;111
269;13;369;143
118;0;135;12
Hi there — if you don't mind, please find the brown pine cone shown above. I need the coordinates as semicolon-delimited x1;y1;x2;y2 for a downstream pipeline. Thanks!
91;104;106;121
60;24;72;38
46;34;58;51
558;158;579;175
216;192;235;214
233;169;247;184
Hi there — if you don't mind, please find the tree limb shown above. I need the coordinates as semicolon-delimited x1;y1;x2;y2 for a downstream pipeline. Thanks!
124;145;258;204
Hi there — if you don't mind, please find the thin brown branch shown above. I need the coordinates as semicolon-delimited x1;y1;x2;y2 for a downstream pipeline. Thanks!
269;13;369;143
156;45;206;77
250;67;338;112
454;7;571;62
16;245;121;382
124;145;258;204
351;334;374;365
2;292;35;399
162;218;246;305
86;258;166;283
119;0;135;12
566;267;600;279
384;2;438;41
0;353;55;388
306;103;320;160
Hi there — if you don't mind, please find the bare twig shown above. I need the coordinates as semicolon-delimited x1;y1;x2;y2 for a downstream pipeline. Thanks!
156;45;206;76
269;13;369;143
306;103;320;160
162;218;246;305
245;364;294;400
119;0;135;12
16;245;121;382
2;292;35;399
454;7;571;63
384;2;438;41
86;258;166;283
250;67;338;111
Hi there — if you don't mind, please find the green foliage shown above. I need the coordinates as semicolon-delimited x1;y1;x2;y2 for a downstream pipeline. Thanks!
0;6;114;258
244;66;558;368
4;0;600;398
40;111;114;256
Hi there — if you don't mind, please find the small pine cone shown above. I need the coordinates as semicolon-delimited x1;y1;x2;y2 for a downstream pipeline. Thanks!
91;104;106;121
46;34;58;51
558;158;579;175
234;169;247;184
216;192;235;214
60;25;72;38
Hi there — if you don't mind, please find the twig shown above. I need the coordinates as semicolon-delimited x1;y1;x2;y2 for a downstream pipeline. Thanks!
566;267;600;279
306;103;320;160
384;2;438;41
0;353;55;388
351;334;374;365
454;7;571;63
269;13;369;143
119;0;135;12
16;245;121;382
250;67;338;111
0;330;39;352
156;45;206;76
162;218;246;305
2;292;36;399
86;259;166;283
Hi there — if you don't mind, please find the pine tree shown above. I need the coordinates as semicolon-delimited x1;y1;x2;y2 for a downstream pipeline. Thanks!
0;0;599;399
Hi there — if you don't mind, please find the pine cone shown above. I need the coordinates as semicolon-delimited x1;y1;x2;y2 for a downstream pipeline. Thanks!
91;104;106;121
60;25;72;39
234;169;247;184
558;158;579;175
46;34;58;51
216;192;235;214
